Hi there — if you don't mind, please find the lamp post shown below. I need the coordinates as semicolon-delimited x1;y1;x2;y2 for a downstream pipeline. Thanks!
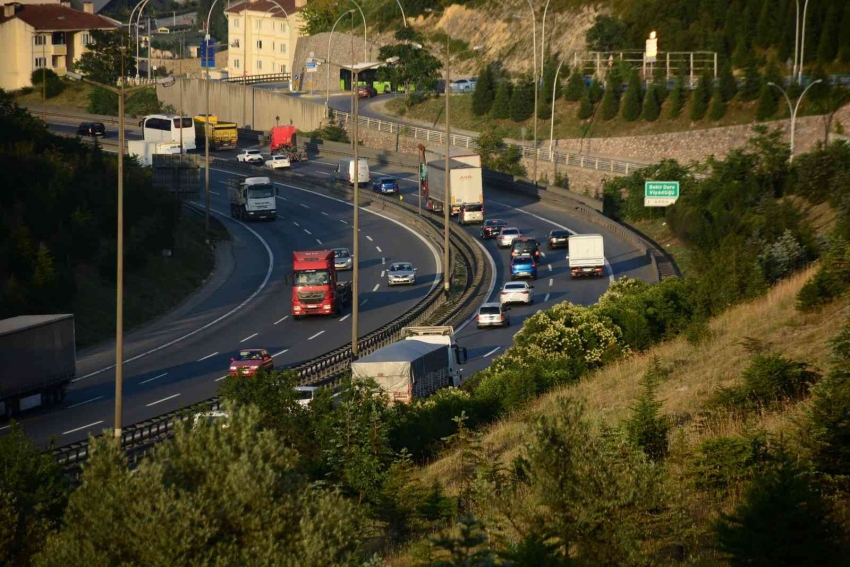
549;58;565;178
203;0;223;240
66;68;175;443
327;10;356;107
540;0;551;74
798;0;811;83
767;79;822;162
348;0;368;62
393;0;407;27
524;0;539;184
133;0;152;80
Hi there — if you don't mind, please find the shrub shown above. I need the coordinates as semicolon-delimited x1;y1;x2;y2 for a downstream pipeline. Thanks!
807;322;850;476
797;239;850;311
689;74;710;120
741;353;818;405
30;68;59;85
691;434;770;496
642;83;660;121
577;91;593;119
564;67;586;101
757;229;807;283
588;77;603;104
620;69;642;121
718;61;738;102
600;80;619;121
471;65;495;116
665;78;686;118
510;77;534;122
756;84;778;121
708;88;726;121
625;357;670;461
490;81;512;119
739;61;762;102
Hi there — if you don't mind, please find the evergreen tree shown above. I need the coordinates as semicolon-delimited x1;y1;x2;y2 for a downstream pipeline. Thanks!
588;77;603;104
600;76;620;121
625;357;670;461
621;69;642;121
690;74;710;121
578;91;594;120
510;77;535;122
754;0;774;48
740;61;762;101
471;65;495;116
808;64;831;106
490;81;512;119
840;3;850;63
642;84;660;121
756;84;778;120
565;68;586;101
709;88;727;121
732;33;750;68
719;61;738;102
665;78;686;119
817;3;840;63
807;322;850;476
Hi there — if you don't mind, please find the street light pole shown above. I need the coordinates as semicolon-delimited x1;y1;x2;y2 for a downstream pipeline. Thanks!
525;0;539;184
549;58;565;178
327;10;355;108
793;0;800;80
204;0;223;240
768;79;822;162
349;0;368;62
351;67;360;357
443;33;451;294
798;0;811;83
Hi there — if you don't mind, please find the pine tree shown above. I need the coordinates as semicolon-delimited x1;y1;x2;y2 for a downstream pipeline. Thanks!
709;88;727;121
740;61;762;101
621;70;642;121
471;65;495;116
490;81;512;119
756;84;778;120
565;67;586;101
32;243;56;290
588;77;603;104
719;61;738;102
665;78;686;119
510;77;535;122
626;357;670;461
732;33;750;68
600;76;620;121
817;3;840;63
689;75;710;121
754;0;774;48
840;3;850;63
578;90;594;119
642;84;660;121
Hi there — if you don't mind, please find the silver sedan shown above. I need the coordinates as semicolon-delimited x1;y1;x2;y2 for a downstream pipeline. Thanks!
332;247;353;270
387;262;417;285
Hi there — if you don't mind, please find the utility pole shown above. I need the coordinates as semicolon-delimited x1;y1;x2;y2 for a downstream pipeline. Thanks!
443;34;451;295
351;67;360;357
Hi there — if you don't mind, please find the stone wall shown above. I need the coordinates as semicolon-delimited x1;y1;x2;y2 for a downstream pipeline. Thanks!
156;78;327;131
291;32;383;95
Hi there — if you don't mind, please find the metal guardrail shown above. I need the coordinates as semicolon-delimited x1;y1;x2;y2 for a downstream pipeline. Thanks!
221;73;292;85
49;154;491;474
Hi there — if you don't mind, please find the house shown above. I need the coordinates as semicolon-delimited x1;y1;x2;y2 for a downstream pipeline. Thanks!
224;0;306;78
0;1;117;91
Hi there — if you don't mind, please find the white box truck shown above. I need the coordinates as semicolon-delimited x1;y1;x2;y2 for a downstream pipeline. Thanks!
350;326;467;404
128;140;182;166
335;157;370;185
425;157;484;220
568;234;605;278
226;176;277;221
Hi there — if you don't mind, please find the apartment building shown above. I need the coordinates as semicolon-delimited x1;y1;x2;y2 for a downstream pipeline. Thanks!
0;1;117;91
224;0;306;77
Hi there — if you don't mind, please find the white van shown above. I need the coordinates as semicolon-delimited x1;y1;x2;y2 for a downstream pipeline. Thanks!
335;157;370;185
458;202;484;225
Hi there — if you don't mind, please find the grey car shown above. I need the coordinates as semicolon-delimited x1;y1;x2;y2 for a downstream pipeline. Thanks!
387;262;416;285
476;302;510;328
332;247;353;271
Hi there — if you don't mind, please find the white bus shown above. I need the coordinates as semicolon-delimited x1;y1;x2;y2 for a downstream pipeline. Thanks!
141;114;196;151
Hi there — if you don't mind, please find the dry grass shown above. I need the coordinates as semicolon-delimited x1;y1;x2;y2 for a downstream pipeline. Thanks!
14;80;93;112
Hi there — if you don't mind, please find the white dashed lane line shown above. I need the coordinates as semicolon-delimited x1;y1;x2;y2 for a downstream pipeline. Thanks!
240;333;258;343
321;211;329;216
316;239;323;245
380;270;385;277
339;314;351;321
376;246;383;253
146;393;180;407
304;229;312;235
544;293;550;302
382;257;385;265
272;349;289;358
340;219;348;224
140;372;168;385
360;299;369;306
549;278;554;287
366;236;373;242
483;347;501;358
308;331;325;341
274;316;289;325
548;264;553;271
214;375;228;382
300;204;309;209
67;396;104;409
372;284;380;292
197;352;218;362
63;421;103;435
293;222;300;227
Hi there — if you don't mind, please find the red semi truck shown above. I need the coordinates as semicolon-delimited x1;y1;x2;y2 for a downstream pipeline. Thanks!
270;125;307;161
288;250;352;318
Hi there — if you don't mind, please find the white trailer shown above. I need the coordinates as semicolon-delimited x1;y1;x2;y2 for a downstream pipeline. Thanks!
226;176;277;221
128;140;181;166
426;157;484;217
350;326;467;404
568;234;605;278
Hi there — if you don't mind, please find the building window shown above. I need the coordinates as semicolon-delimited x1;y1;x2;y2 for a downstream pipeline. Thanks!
280;23;288;33
280;43;286;54
34;57;47;68
233;59;240;68
233;17;240;28
257;60;262;70
34;35;46;46
81;33;93;46
256;40;262;49
232;38;240;48
52;32;66;45
279;64;286;73
255;19;261;30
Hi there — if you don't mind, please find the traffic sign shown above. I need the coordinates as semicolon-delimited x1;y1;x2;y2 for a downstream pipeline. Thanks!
644;181;679;207
200;39;216;68
305;61;318;73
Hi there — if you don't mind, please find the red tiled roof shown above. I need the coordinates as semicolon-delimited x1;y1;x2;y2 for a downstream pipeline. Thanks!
0;4;118;31
225;0;302;16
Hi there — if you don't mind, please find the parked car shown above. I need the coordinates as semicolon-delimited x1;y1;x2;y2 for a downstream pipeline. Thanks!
500;281;534;305
372;177;399;194
357;85;378;98
228;348;274;377
332;247;353;271
511;237;541;260
450;79;473;92
387;262;417;285
77;122;105;136
476;302;510;328
547;229;570;250
265;155;291;170
497;227;522;248
510;254;538;280
237;149;264;164
480;219;507;239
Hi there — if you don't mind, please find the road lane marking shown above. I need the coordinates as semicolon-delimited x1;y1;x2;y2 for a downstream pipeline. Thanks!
321;211;329;216
197;352;219;362
272;349;289;358
340;219;348;224
279;196;288;201
240;333;258;343
140;372;168;385
380;270;385;277
360;299;369;306
67;396;104;409
372;284;380;292
316;239;323;245
540;252;546;258
146;393;181;407
300;204;309;209
549;278;553;287
382;257;386;265
544;293;550;302
366;235;373;241
210;191;220;195
0;425;10;431
318;171;332;176
304;229;312;235
308;331;325;340
63;421;104;435
215;375;228;382
376;246;382;253
339;314;351;321
293;221;300;227
484;347;501;358
548;264;552;271
274;316;289;325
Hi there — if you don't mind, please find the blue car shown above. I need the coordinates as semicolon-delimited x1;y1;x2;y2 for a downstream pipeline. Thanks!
372;177;399;194
510;254;538;280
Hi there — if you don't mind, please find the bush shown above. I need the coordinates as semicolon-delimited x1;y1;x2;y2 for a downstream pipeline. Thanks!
689;74;710;121
125;88;163;116
43;77;65;99
711;353;819;410
796;239;850;311
692;434;770;496
510;77;534;122
708;88;726;121
757;229;807;283
620;70;642;122
719;61;738;102
739;61;762;102
665;78;686;119
490;81;512;119
588;77;603;104
471;65;495;116
807;322;850;476
564;68;586;101
30;68;59;85
625;357;670;461
756;84;778;121
642;84;661;121
600;80;619;121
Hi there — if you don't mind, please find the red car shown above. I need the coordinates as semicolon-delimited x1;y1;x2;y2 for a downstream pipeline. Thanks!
357;85;377;98
229;349;274;377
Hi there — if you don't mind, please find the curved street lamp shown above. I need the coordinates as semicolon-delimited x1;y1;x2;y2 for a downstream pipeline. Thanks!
524;0;539;184
767;79;823;162
327;9;356;107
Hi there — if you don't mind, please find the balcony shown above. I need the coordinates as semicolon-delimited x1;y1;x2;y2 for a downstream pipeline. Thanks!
51;44;66;56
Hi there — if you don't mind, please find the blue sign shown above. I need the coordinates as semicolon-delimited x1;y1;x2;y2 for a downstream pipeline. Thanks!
200;39;216;68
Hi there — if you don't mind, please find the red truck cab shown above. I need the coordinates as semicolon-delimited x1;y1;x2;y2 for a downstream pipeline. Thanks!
270;125;297;154
290;250;352;318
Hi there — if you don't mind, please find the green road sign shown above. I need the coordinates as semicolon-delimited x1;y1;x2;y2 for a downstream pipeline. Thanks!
644;181;680;207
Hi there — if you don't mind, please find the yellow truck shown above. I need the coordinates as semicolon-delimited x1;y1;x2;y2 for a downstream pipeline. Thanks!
194;114;238;150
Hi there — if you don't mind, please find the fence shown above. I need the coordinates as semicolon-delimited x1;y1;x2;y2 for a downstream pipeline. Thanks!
221;73;292;85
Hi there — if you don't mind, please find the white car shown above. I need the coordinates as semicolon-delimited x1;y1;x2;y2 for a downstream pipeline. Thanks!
477;302;510;328
497;227;521;248
265;155;291;170
500;281;534;305
237;149;264;164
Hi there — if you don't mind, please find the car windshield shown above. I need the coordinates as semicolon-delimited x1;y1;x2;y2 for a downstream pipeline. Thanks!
486;220;504;226
247;187;274;199
502;229;519;235
514;241;536;251
247;150;260;155
504;283;527;290
333;249;350;258
294;270;330;285
236;350;264;361
479;306;501;315
551;231;569;238
464;204;483;212
391;263;412;271
294;388;315;401
274;156;286;161
513;256;534;264
380;178;394;184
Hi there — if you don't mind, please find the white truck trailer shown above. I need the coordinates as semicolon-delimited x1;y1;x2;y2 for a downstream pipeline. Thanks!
350;326;468;404
128;140;182;166
226;176;277;221
425;155;484;219
568;234;605;278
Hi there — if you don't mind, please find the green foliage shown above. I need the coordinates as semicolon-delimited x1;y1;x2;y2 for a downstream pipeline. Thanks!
471;64;495;116
689;74;711;121
577;90;594;120
710;353;819;411
756;84;778;121
600;78;619;121
539;58;561;119
490;81;512;119
378;32;442;97
426;515;501;566
564;67;586;101
754;0;774;48
297;0;336;35
719;62;738;102
709;88;727;121
665;77;686;119
124;88;164;116
817;3;841;63
509;77;534;122
841;3;850;62
476;127;526;177
642;83;661;121
714;456;847;566
195;0;226;40
74;30;136;85
588;76;603;104
691;434;770;496
0;423;68;565
30;68;58;85
739;61;762;102
585;15;626;51
625;357;670;461
796;242;850;311
620;69;642;122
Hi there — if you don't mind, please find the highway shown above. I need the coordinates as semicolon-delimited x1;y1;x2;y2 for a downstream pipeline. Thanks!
14;115;654;446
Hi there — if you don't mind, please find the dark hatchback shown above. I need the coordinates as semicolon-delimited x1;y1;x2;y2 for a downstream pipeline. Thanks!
372;177;399;194
511;237;541;260
480;219;507;239
547;229;570;249
77;122;105;136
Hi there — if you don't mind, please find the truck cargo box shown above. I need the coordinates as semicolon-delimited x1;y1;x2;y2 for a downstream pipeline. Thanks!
568;234;605;277
426;158;483;212
351;340;452;403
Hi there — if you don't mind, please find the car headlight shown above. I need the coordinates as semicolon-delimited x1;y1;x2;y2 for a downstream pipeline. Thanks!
229;366;237;371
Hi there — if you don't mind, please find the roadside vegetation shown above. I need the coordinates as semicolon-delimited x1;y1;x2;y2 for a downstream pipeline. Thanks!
0;93;217;348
